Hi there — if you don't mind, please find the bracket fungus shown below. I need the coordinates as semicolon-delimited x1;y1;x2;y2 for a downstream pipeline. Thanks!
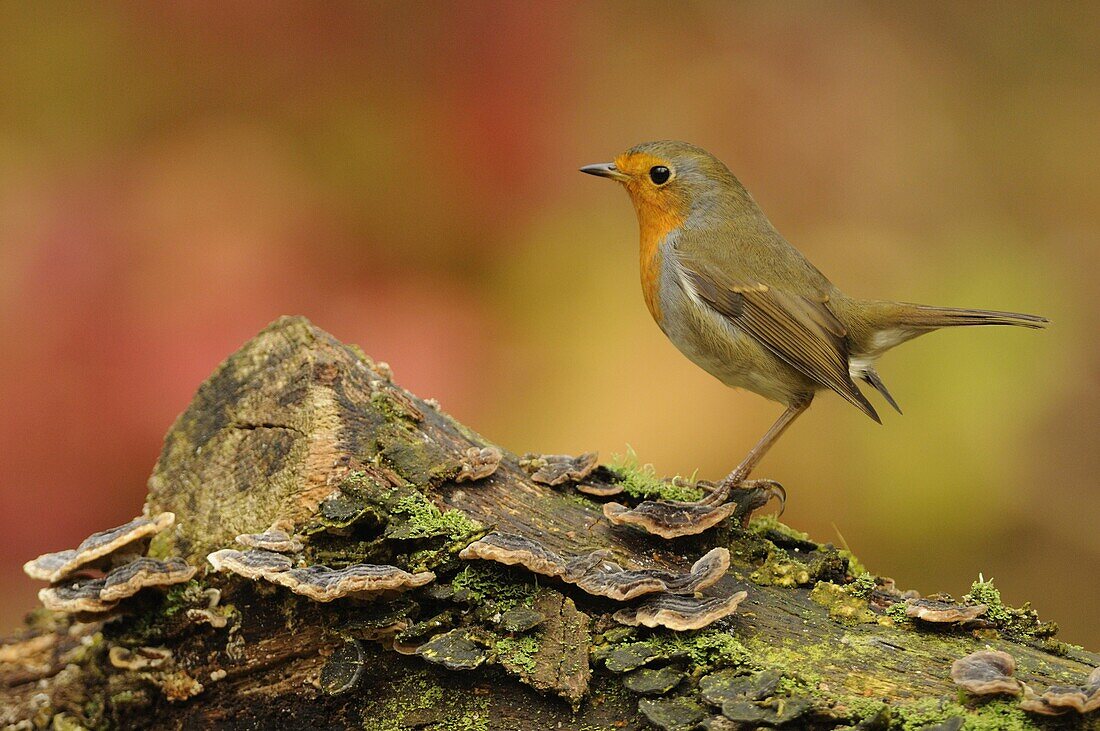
206;548;434;601
26;515;194;618
270;564;435;601
455;446;504;482
602;479;785;539
38;579;117;615
458;532;729;601
612;590;749;631
234;522;304;553
1019;666;1100;716
99;557;197;602
206;548;293;579
905;598;989;625
38;556;197;615
520;452;599;486
950;650;1022;696
718;697;812;727
575;482;624;498
23;512;175;583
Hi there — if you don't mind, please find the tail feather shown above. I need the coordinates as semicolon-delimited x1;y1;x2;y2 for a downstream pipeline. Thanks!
848;302;1046;417
859;368;902;415
894;304;1048;330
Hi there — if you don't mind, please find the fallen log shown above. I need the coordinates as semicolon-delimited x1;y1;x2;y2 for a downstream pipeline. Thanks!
2;316;1097;730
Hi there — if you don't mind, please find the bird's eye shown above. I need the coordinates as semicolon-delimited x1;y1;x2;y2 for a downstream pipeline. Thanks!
648;166;671;185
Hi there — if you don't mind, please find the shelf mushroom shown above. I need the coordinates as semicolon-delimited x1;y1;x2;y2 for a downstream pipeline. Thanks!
24;512;175;583
950;650;1022;696
459;532;730;602
905;598;988;625
25;513;195;619
602;480;785;539
207;548;435;601
612;591;749;632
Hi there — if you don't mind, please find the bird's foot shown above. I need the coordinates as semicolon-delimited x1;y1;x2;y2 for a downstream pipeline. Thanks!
602;477;785;539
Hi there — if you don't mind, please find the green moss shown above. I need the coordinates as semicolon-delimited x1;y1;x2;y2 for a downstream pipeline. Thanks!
373;423;456;488
838;549;868;578
1041;638;1085;658
682;628;752;668
451;564;536;612
750;547;812;587
963;578;1011;623
739;636;826;689
810;582;877;624
885;601;911;624
367;677;445;731
836;695;888;722
609;449;703;502
886;697;1039;731
160;581;206;618
958;699;1041;731
392;493;483;541
961;577;1057;640
848;572;876;598
495;635;539;674
592;627;750;676
892;697;967;729
774;673;815;696
367;674;491;731
747;514;811;544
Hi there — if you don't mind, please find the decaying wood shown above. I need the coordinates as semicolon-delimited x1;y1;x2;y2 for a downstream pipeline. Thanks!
2;316;1098;730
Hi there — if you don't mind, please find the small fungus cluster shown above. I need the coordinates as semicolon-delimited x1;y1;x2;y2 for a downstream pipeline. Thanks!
520;451;599;486
455;446;504;482
592;638;813;731
459;532;744;630
23;513;196;617
952;649;1100;718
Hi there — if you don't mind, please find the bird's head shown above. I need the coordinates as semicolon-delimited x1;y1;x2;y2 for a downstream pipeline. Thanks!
581;141;745;236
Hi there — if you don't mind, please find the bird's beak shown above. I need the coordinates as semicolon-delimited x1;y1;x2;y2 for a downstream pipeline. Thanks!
580;162;628;182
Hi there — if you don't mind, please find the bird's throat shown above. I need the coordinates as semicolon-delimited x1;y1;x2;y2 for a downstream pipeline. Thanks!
635;204;684;325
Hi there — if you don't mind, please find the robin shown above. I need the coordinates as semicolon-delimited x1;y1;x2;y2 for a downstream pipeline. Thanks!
582;141;1045;534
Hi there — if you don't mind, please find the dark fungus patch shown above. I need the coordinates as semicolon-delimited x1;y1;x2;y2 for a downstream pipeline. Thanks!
320;638;366;696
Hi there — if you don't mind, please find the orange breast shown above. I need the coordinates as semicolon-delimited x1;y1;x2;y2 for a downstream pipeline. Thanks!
639;229;665;323
636;205;685;326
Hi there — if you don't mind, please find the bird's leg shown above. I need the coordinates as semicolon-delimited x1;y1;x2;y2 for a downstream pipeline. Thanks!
602;397;811;539
700;397;812;506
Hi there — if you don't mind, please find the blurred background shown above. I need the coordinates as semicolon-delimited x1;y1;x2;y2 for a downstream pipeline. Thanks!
1;2;1097;647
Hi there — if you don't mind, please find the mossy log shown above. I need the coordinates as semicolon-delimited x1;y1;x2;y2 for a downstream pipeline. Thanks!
2;316;1097;731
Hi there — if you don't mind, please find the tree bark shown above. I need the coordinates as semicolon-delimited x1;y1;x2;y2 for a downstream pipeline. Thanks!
2;316;1097;730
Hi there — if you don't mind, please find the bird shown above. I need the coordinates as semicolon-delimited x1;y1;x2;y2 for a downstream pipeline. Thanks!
581;141;1046;533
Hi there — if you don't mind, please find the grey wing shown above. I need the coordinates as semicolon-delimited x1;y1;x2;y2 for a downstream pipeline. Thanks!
681;264;880;422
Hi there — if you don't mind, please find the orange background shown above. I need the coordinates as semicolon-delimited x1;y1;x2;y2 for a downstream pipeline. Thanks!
2;3;1098;648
